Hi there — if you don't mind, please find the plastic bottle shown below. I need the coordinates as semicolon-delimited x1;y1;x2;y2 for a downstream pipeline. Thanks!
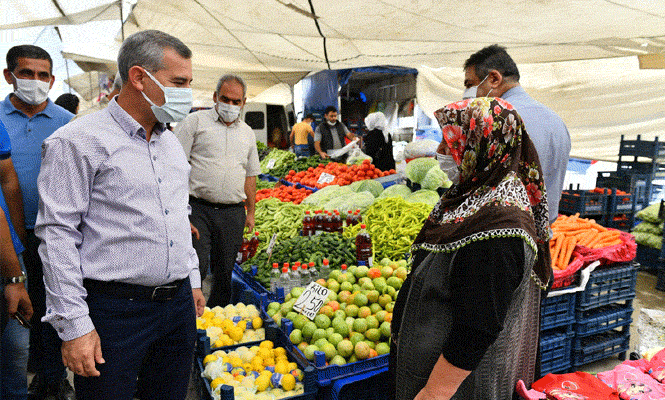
355;210;362;225
303;211;313;236
314;210;324;234
355;224;373;266
323;211;332;232
346;210;354;228
248;231;260;259
340;263;348;281
308;261;319;282
270;262;281;292
282;263;292;293
320;258;331;280
332;210;341;233
277;266;290;294
290;264;301;291
300;263;311;286
236;236;249;264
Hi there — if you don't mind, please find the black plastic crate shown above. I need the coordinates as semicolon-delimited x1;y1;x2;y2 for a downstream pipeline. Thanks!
540;327;574;376
572;329;629;367
603;213;634;231
618;135;665;160
576;264;637;311
635;244;663;272
559;189;607;216
657;265;665;292
575;304;633;337
607;190;634;214
617;160;665;179
540;291;576;331
328;366;390;400
596;172;651;209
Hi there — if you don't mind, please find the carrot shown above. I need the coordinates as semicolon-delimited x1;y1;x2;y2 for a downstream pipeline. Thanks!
551;234;565;265
562;237;577;268
594;239;622;248
577;229;598;247
587;230;618;248
557;237;573;269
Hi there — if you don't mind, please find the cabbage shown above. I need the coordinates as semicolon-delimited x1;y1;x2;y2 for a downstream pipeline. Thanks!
349;180;365;192
420;167;447;190
301;185;353;206
405;157;439;184
378;184;412;199
406;189;441;206
353;179;384;197
323;191;376;213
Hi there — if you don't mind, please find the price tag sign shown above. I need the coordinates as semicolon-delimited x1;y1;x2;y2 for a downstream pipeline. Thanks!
266;159;277;169
266;233;278;255
293;282;330;320
317;172;335;185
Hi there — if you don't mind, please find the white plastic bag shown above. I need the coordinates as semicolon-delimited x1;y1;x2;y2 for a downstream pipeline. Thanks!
346;147;372;165
328;138;360;159
637;308;665;356
404;138;440;159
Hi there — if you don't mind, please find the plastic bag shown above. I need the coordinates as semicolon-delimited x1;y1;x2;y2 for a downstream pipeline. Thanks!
403;139;439;160
345;147;372;165
531;371;620;400
575;231;637;265
328;138;360;159
552;251;584;289
636;309;665;356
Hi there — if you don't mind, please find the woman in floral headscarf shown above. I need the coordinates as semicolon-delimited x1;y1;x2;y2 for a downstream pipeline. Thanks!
390;98;551;400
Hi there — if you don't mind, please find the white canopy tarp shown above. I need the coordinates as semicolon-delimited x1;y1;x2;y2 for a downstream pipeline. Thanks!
4;1;665;159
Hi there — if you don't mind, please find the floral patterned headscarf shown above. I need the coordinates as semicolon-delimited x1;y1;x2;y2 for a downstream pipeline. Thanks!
411;97;551;289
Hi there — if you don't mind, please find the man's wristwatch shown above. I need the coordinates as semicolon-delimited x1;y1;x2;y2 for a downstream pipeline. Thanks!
2;274;26;284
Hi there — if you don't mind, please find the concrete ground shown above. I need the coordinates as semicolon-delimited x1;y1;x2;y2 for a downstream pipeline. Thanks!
31;270;665;399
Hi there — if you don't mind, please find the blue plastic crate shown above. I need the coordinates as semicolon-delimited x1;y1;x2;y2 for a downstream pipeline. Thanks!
635;244;663;272
572;329;630;367
540;292;576;331
575;303;633;338
540;327;573;376
559;189;607;216
576;264;637;311
330;366;390;400
196;338;318;400
657;265;665;292
607;191;634;214
233;264;285;305
373;174;402;189
280;319;389;387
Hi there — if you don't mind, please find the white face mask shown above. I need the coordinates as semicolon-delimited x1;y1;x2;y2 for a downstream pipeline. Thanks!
437;153;460;184
216;101;241;123
326;120;336;126
12;73;50;105
462;74;490;100
140;69;192;123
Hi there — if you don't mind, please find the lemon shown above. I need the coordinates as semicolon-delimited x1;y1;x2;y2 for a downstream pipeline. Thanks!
203;354;218;366
275;361;290;375
259;340;274;350
273;347;286;357
255;375;270;392
221;319;234;332
211;317;224;327
242;363;252;372
222;337;234;347
229;327;244;342
236;320;247;331
262;357;275;367
202;310;215;320
257;348;271;360
252;317;263;329
229;356;243;368
213;339;225;348
210;377;224;390
288;362;297;371
281;373;296;391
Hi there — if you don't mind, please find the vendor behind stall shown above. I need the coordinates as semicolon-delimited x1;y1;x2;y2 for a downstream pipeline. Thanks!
314;105;355;159
363;112;395;171
390;97;551;400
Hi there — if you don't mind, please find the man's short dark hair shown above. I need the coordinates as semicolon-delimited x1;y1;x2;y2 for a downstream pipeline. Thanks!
304;114;315;120
324;106;337;114
6;45;53;74
464;44;520;82
54;93;80;114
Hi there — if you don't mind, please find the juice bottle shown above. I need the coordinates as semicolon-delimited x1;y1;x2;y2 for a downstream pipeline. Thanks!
320;258;331;280
236;236;249;264
303;211;313;236
324;211;332;232
248;231;260;259
355;210;362;225
270;262;281;292
355;224;373;266
346;210;354;227
332;210;341;233
314;210;324;234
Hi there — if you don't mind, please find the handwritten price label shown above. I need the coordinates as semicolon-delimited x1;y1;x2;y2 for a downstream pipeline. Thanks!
266;159;277;169
317;172;335;185
266;233;278;255
293;282;330;320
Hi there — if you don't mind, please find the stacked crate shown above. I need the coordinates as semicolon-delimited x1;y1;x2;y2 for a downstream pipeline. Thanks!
571;263;637;369
539;291;577;375
597;135;665;210
558;184;608;222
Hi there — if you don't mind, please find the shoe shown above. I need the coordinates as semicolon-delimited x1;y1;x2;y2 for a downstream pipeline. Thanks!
49;379;76;400
27;374;48;400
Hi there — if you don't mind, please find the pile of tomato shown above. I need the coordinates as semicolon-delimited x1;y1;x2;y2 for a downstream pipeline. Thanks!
284;159;396;189
255;185;313;204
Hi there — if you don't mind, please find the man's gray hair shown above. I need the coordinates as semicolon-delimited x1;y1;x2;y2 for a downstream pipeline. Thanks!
117;30;192;83
216;74;247;98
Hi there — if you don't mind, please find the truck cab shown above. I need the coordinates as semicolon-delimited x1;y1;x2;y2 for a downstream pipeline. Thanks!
242;102;295;148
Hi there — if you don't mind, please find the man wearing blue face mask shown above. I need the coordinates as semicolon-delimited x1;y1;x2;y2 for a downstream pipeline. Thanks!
463;45;571;224
1;44;75;400
35;30;204;400
174;74;260;308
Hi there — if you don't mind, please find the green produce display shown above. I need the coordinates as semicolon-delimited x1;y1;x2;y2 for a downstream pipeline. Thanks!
256;141;271;161
343;197;433;260
405;189;441;206
242;233;356;288
377;184;412;199
256;179;278;190
266;258;409;365
405;157;439;184
260;148;296;175
247;198;304;251
268;155;331;179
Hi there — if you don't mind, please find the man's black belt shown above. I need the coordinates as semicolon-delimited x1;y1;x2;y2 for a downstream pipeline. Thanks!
189;195;244;209
83;278;186;302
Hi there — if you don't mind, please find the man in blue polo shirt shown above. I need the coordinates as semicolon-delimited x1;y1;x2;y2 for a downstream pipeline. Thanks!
1;44;74;400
